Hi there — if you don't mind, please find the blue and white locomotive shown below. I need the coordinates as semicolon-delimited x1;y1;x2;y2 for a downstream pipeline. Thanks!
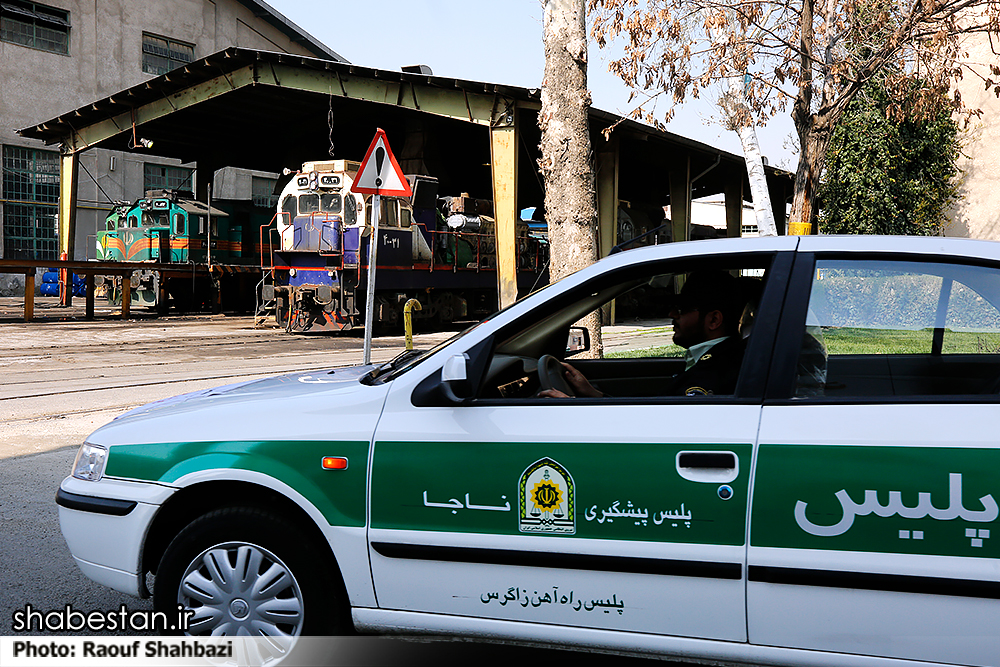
263;159;547;332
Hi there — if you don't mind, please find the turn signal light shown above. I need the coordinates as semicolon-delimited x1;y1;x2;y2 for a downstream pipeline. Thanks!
322;456;349;470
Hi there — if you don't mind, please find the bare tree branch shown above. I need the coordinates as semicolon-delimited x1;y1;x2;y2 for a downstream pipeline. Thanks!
589;0;1000;231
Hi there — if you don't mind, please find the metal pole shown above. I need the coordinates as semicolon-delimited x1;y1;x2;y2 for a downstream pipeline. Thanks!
206;183;213;266
362;192;380;365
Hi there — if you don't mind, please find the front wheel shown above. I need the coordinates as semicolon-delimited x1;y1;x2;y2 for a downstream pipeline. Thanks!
154;507;349;642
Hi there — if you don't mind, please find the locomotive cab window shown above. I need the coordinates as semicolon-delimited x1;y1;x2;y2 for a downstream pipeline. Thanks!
281;194;297;220
299;194;320;214
320;193;342;214
344;194;358;225
174;213;184;235
365;197;409;228
142;212;165;227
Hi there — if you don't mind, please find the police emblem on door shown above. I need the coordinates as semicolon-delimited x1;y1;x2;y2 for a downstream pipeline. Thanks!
519;458;575;534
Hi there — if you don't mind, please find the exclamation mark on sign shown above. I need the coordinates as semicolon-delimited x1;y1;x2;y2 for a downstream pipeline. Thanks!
374;147;385;188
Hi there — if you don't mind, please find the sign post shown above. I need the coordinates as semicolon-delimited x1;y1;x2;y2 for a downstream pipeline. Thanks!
350;129;412;364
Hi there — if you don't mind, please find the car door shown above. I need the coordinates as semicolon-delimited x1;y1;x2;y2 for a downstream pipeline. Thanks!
367;244;794;641
750;241;1000;666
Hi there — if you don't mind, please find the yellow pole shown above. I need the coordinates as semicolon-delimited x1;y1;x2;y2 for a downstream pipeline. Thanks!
59;152;79;305
403;298;422;350
490;115;518;310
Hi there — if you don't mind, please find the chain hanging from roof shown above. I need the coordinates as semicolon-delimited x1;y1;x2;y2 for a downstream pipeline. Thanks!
328;93;336;157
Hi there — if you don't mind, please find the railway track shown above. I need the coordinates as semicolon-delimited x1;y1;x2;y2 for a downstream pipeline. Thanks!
0;315;457;458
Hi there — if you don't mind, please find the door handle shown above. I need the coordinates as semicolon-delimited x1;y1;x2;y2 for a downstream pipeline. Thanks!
676;450;739;483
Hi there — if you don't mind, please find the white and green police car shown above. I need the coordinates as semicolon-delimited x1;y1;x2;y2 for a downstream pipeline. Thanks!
58;236;999;666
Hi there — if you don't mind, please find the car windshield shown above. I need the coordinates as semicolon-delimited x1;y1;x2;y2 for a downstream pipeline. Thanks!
367;279;565;384
367;318;497;384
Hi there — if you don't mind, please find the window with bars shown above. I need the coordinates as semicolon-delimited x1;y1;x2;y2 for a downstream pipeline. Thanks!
251;176;278;209
143;163;194;193
142;32;193;75
0;0;70;54
2;146;59;260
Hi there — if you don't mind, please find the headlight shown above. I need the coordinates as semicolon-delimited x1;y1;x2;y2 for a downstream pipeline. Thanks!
71;443;108;481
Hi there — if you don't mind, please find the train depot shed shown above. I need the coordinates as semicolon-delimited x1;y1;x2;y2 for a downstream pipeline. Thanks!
17;46;793;316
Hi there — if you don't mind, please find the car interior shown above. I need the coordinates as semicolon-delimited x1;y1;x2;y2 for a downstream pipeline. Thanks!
794;259;1000;398
469;256;774;401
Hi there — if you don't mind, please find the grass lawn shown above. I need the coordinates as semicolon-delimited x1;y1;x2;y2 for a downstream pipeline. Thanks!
605;327;1000;358
607;344;685;359
822;327;1000;355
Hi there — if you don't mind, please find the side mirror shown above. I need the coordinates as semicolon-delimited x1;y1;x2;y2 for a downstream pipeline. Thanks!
440;353;471;403
566;326;590;356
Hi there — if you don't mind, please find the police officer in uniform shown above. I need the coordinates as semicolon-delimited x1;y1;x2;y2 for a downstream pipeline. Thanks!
540;270;750;398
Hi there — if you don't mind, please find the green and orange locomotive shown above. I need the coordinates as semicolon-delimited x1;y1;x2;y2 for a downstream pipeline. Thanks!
96;189;263;310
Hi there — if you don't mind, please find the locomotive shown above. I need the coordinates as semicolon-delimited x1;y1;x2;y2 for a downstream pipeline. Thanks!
263;159;548;333
96;190;262;310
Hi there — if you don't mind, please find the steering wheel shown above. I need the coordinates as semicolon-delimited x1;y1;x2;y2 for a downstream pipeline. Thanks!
537;354;575;397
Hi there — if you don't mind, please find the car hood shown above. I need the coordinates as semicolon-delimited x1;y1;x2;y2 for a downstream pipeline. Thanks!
88;365;389;447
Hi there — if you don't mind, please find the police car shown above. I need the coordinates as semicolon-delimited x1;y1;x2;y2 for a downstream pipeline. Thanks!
58;236;1000;666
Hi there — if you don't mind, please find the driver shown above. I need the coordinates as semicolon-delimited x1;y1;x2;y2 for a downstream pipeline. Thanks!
539;270;750;398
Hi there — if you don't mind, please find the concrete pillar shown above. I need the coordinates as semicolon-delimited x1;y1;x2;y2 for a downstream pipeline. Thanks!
490;114;518;309
725;179;743;238
669;156;691;243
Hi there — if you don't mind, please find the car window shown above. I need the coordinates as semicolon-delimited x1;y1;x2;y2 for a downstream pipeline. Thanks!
479;255;774;400
794;259;1000;398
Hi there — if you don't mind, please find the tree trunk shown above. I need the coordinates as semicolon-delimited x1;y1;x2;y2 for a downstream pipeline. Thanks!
789;118;833;235
789;0;816;236
539;0;603;356
727;76;777;236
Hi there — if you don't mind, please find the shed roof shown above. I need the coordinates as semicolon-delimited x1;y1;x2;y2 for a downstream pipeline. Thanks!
18;47;792;205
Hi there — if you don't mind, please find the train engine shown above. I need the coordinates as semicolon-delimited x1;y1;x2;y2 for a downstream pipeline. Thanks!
262;160;547;333
95;189;253;311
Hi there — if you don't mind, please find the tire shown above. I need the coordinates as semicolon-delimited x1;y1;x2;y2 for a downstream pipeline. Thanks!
154;507;350;640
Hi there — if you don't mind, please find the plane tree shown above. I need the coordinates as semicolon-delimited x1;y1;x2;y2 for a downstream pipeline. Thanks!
589;0;1000;233
540;0;604;354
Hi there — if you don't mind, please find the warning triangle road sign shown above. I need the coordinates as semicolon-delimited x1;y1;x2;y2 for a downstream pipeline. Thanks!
350;128;412;197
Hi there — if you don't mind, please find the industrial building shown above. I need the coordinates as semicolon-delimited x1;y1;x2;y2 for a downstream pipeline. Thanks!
0;0;342;293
